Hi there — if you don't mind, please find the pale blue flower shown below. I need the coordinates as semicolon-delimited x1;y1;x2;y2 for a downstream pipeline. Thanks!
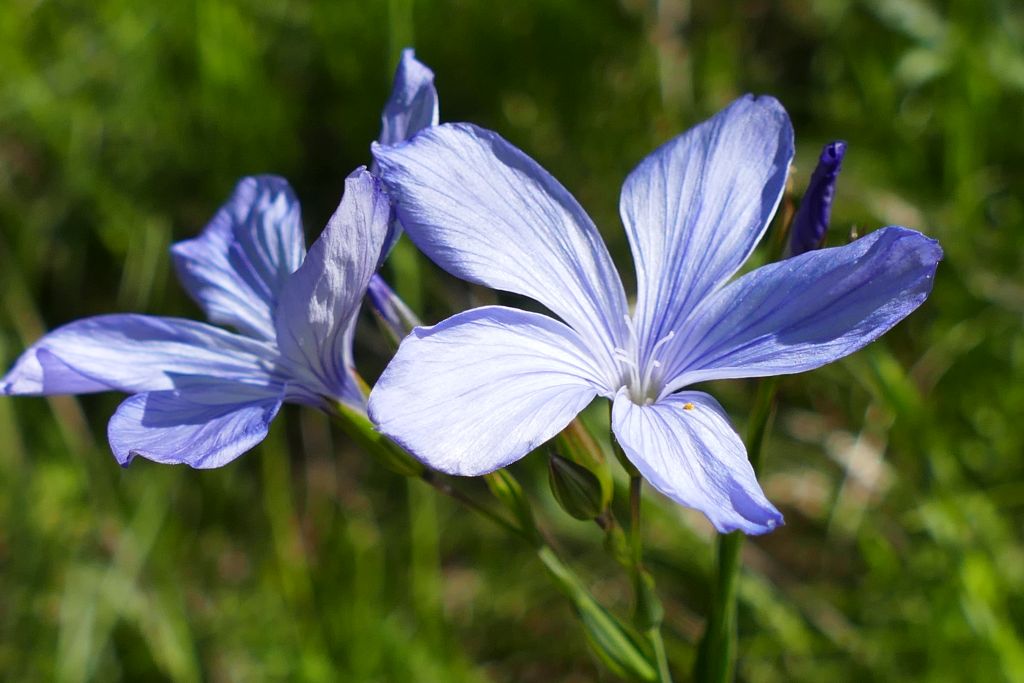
369;96;942;534
1;49;437;468
2;170;389;467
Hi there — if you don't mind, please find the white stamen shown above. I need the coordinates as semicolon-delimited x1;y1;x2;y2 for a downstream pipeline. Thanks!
650;330;676;354
612;317;678;404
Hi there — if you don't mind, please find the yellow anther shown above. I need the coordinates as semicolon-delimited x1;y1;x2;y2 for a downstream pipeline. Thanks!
683;402;695;411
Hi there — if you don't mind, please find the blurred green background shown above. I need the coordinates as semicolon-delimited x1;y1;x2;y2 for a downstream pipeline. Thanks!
1;0;1022;680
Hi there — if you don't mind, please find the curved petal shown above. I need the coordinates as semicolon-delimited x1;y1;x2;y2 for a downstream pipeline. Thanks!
662;227;942;392
619;95;793;366
172;175;306;340
366;273;420;342
274;168;389;408
376;49;441;255
372;123;628;374
378;48;439;147
108;382;282;468
1;314;276;396
368;306;606;476
611;390;782;534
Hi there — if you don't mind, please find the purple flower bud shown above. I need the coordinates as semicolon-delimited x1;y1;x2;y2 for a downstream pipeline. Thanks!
789;141;846;256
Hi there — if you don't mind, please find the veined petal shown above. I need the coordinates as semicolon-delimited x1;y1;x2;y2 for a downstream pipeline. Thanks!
1;314;276;396
378;48;439;147
662;227;942;391
368;306;606;476
376;48;441;256
620;95;793;366
611;390;782;534
108;382;282;468
274;168;389;408
172;175;306;340
372;123;629;371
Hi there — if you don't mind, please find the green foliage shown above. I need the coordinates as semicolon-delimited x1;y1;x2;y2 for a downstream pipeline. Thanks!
1;0;1022;680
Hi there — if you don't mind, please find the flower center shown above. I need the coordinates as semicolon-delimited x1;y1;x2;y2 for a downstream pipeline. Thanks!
612;315;675;405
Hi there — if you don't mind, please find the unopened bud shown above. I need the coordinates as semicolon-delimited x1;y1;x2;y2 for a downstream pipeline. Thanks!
789;140;846;256
555;419;613;509
548;453;605;520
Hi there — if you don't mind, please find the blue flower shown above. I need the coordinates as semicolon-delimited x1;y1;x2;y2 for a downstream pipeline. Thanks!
790;140;846;256
1;48;437;468
2;170;390;468
369;95;942;534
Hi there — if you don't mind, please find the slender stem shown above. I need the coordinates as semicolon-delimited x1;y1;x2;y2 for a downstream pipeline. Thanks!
419;469;526;540
695;378;779;683
648;625;673;683
626;471;674;682
328;404;659;678
629;474;643;566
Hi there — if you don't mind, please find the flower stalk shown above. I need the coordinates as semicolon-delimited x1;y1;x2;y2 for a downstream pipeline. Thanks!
694;377;779;683
607;420;674;682
330;402;661;680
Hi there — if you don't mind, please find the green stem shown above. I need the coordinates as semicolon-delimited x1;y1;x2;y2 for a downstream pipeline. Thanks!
629;474;643;567
648;626;673;683
419;468;526;540
695;378;778;683
619;442;673;682
329;403;660;680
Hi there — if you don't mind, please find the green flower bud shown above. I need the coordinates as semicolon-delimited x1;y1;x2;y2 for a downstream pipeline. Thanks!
555;419;613;509
548;453;605;520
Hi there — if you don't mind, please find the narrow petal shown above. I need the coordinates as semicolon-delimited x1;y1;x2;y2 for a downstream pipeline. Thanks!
368;306;606;476
376;49;441;255
662;227;943;391
366;273;420;341
274;168;389;407
108;382;282;468
611;390;783;534
372;123;629;372
378;48;439;147
789;140;846;256
1;314;276;396
619;95;794;366
172;175;306;340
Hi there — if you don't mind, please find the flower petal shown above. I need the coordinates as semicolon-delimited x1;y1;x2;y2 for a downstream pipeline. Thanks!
372;123;629;372
611;390;782;534
366;273;420;342
1;314;276;396
368;306;605;476
172;175;306;340
274;168;390;408
619;95;793;365
108;382;282;468
662;227;943;391
378;48;439;147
